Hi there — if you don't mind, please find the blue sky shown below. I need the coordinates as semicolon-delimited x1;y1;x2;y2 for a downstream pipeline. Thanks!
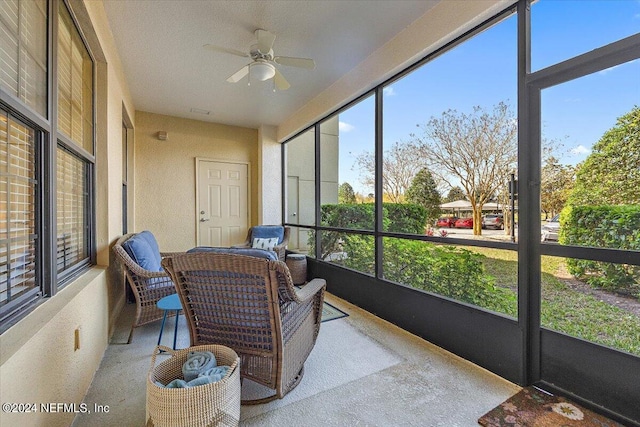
335;0;640;195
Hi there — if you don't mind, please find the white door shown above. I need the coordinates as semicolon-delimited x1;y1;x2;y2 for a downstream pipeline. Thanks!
198;160;248;246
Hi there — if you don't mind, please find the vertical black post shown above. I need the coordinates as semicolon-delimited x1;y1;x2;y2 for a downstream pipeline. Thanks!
511;173;516;243
517;0;541;386
314;124;322;260
374;87;384;278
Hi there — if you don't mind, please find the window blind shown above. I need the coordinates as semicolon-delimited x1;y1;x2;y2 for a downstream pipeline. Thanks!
57;1;93;154
56;147;87;273
0;0;47;117
0;109;37;307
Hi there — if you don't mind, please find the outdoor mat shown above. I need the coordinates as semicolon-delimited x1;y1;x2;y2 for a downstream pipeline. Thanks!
478;386;624;427
322;301;348;322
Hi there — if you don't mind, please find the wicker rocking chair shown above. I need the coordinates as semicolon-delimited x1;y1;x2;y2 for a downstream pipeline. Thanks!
113;232;182;343
161;252;326;404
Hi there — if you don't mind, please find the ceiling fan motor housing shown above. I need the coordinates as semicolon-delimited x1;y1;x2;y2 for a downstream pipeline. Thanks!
250;45;274;61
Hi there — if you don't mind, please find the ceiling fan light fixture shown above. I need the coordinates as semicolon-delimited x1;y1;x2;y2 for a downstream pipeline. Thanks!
250;61;276;81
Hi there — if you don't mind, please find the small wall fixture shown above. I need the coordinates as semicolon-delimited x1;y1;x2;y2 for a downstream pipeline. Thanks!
157;131;168;141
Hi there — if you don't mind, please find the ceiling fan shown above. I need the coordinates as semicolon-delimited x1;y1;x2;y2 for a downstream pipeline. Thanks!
204;29;315;90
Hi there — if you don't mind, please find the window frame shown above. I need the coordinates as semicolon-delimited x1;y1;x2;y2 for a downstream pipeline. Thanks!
0;0;96;327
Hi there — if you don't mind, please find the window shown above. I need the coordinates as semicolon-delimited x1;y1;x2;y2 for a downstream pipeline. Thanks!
57;0;93;154
0;0;47;117
382;13;517;239
56;146;88;274
55;1;93;279
0;108;38;318
0;0;95;327
531;0;640;71
320;95;375;231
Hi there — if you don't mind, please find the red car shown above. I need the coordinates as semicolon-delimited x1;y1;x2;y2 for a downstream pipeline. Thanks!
454;217;473;228
436;217;458;228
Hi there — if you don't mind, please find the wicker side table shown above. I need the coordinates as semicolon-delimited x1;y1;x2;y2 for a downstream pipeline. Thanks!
286;254;307;285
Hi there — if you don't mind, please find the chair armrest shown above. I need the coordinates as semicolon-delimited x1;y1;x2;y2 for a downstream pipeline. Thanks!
293;278;326;303
160;251;184;258
273;243;287;261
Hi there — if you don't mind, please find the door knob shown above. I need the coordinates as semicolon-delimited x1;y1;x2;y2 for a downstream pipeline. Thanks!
200;218;209;222
291;212;297;216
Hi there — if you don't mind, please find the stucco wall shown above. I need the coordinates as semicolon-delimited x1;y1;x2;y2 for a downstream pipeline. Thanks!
257;125;282;224
0;270;109;427
320;116;339;205
134;111;259;251
0;0;134;425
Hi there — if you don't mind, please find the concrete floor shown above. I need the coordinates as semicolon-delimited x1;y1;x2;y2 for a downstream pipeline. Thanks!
73;293;520;426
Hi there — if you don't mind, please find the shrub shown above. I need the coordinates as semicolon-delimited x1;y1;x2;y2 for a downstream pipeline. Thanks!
561;205;640;298
316;203;516;315
320;203;427;233
383;203;428;234
316;203;428;259
341;237;515;315
320;203;377;230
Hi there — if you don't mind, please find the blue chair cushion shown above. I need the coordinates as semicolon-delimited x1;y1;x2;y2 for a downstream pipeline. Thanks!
250;225;284;245
188;246;278;261
138;230;162;266
122;231;162;272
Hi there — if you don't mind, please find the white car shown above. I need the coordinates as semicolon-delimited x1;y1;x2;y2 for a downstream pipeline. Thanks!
541;214;560;242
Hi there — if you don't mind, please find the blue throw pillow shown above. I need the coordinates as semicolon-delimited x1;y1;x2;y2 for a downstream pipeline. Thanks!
250;226;284;244
122;233;162;272
138;230;162;266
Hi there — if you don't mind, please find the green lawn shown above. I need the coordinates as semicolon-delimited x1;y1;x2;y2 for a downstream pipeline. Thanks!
466;247;640;356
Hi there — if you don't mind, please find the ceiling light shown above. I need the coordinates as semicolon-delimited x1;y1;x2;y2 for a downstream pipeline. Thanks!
250;61;276;81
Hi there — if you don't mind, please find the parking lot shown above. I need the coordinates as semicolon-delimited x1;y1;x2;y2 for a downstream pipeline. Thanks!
434;226;516;242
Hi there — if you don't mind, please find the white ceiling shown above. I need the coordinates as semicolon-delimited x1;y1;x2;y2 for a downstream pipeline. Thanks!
102;0;441;130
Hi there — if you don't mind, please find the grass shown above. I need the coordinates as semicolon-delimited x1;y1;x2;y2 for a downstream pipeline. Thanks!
466;247;640;356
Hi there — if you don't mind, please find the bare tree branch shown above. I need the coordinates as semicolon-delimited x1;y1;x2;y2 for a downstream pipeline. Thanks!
413;102;518;235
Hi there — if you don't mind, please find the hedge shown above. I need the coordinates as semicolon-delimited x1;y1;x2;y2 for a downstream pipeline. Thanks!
316;203;427;259
320;203;428;233
342;237;515;315
560;205;640;297
315;202;515;314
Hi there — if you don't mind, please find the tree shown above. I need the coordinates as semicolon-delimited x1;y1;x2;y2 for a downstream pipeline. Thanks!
355;140;428;202
444;186;465;203
338;182;356;204
412;102;518;235
568;106;640;206
541;156;575;218
406;168;441;224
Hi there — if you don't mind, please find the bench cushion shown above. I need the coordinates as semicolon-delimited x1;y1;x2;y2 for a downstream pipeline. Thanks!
187;246;278;261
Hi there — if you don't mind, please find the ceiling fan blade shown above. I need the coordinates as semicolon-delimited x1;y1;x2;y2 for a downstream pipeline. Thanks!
273;56;316;70
203;44;249;58
227;65;249;83
273;68;290;91
255;29;276;54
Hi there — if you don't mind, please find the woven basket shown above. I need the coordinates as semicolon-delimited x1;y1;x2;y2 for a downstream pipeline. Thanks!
286;254;307;285
147;345;241;427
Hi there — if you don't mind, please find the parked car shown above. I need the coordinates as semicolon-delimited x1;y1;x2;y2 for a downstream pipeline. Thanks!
454;217;473;229
436;216;458;228
482;214;504;230
541;214;560;242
